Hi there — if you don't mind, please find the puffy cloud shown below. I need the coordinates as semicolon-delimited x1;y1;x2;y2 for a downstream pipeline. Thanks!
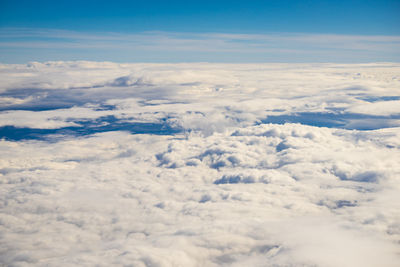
1;62;400;266
1;62;400;133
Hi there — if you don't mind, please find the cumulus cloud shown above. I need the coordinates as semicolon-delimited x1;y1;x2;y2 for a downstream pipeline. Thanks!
1;62;400;132
1;62;400;266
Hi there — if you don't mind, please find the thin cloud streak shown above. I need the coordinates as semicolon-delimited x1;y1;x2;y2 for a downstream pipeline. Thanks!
0;28;399;63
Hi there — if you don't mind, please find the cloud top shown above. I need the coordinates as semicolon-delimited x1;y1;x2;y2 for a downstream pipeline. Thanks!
1;62;400;266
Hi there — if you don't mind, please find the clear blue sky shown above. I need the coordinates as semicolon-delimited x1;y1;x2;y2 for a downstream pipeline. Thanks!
0;0;399;63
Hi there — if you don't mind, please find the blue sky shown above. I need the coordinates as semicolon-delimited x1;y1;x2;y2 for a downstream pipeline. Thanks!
0;0;399;63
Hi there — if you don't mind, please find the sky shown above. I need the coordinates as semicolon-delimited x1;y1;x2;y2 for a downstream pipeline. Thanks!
0;0;400;63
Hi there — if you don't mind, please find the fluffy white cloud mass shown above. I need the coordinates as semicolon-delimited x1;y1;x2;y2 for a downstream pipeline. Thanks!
1;62;400;266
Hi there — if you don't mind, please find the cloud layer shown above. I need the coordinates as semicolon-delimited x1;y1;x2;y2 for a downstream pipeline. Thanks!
1;62;400;266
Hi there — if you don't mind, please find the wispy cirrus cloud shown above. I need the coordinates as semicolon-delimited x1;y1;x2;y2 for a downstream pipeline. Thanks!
0;28;399;63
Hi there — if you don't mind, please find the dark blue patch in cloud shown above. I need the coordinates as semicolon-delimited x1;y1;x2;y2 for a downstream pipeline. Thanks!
214;174;255;184
356;96;400;103
0;116;181;141
335;200;358;208
261;112;400;130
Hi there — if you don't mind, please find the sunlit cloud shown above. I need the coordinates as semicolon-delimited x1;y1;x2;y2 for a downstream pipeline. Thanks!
1;61;400;266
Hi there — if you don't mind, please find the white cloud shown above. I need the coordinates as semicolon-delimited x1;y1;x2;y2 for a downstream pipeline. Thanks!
346;100;400;116
1;62;399;130
1;62;400;266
